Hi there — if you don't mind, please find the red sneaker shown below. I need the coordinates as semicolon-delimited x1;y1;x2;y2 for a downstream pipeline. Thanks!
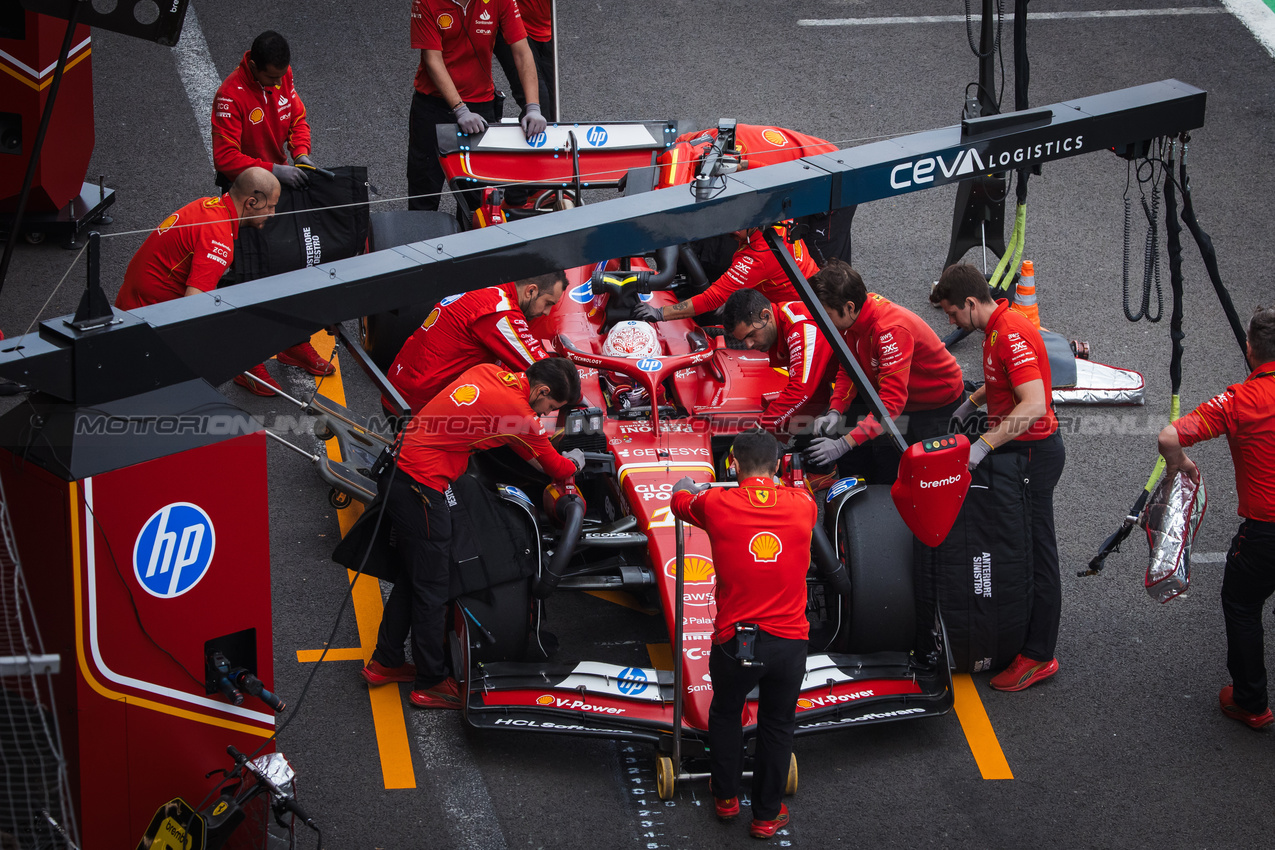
277;341;335;376
360;660;416;686
749;804;790;840
409;678;462;710
1219;685;1274;729
708;780;739;822
233;363;282;397
989;654;1059;692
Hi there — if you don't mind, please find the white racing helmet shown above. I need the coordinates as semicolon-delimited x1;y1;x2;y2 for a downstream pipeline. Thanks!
602;320;661;359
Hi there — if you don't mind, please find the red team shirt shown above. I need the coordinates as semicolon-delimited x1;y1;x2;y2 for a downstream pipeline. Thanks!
212;53;312;179
1172;362;1275;522
115;196;238;310
689;227;818;314
389;282;549;414
411;0;527;100
397;363;576;492
981;300;1058;440
829;293;964;444
761;301;836;433
517;0;553;40
671;477;817;644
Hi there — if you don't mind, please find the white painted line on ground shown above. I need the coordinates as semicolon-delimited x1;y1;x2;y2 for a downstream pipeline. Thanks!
409;711;509;850
798;8;1228;26
1219;0;1275;57
171;2;219;168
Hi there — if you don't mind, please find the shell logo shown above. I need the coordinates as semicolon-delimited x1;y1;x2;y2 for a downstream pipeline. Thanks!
421;307;441;330
749;532;783;562
664;555;715;584
536;694;555;705
248;107;264;125
157;213;179;234
437;13;455;29
796;698;814;709
761;128;787;146
450;384;480;406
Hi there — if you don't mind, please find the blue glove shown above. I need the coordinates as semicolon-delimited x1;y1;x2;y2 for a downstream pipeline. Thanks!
632;302;663;323
453;102;488;135
521;103;547;139
968;437;993;470
672;476;707;496
805;436;853;467
810;410;840;437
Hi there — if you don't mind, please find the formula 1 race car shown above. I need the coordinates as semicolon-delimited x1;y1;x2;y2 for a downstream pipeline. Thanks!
327;120;954;798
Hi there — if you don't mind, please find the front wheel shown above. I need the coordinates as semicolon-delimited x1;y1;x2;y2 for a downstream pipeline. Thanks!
655;755;676;800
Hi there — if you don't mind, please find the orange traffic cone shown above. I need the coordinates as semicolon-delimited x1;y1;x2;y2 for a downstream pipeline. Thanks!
1010;260;1041;329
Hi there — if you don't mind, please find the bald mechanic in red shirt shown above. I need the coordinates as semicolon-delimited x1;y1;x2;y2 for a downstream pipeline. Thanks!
116;167;279;309
670;429;815;838
361;358;585;708
387;271;566;413
721;289;835;436
409;0;547;212
1158;306;1275;729
633;225;818;324
804;260;964;483
932;262;1065;693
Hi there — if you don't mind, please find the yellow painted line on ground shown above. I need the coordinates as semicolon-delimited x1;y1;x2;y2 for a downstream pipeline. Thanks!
585;589;655;613
952;673;1013;780
298;332;417;790
646;643;673;672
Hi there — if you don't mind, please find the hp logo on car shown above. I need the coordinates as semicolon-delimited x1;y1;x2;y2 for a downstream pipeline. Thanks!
636;358;662;372
528;132;548;148
133;503;216;598
617;667;648;696
585;125;608;146
569;282;594;303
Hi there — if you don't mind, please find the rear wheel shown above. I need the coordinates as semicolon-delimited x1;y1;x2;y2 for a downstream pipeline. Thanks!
838;485;916;653
361;210;462;371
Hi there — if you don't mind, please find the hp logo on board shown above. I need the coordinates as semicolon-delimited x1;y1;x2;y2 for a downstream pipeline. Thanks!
636;358;662;372
585;126;608;146
528;132;548;148
132;503;216;598
617;667;648;696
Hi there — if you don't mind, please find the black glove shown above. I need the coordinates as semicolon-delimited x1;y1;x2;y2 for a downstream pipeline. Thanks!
453;102;488;135
632;302;663;323
805;436;853;467
272;163;309;188
521;103;547;139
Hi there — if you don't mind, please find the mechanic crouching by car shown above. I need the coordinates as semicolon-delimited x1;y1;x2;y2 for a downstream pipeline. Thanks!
670;429;816;839
721;289;836;438
932;262;1066;692
1157;306;1275;729
361;358;585;708
804;260;964;484
409;0;547;213
387;271;566;414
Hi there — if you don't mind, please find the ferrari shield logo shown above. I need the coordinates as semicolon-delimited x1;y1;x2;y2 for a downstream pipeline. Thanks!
746;488;776;508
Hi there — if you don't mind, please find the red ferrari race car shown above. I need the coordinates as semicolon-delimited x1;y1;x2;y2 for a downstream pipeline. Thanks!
331;120;954;799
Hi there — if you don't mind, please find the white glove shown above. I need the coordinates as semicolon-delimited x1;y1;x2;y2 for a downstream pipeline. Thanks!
453;102;488;135
805;436;854;467
968;437;993;470
811;410;840;437
672;476;707;496
521;103;547;139
563;448;586;473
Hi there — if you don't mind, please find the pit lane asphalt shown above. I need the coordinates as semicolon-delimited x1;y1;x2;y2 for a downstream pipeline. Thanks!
3;1;1275;847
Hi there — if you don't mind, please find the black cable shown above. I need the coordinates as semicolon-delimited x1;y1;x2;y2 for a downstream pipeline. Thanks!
964;0;1003;57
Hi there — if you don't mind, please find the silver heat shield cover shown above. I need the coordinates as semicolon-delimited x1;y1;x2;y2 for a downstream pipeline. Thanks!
1052;360;1145;406
1141;471;1207;603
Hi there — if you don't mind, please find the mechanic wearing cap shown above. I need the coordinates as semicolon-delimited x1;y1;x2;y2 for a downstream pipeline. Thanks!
670;429;815;839
409;0;547;212
494;0;556;120
804;260;964;484
388;272;566;414
721;289;836;436
211;31;337;385
932;262;1065;693
633;226;817;324
115;167;280;310
362;358;585;708
1157;306;1275;729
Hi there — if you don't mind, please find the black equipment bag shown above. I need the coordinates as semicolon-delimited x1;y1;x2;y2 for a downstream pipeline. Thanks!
235;166;370;281
913;450;1033;673
331;472;536;598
